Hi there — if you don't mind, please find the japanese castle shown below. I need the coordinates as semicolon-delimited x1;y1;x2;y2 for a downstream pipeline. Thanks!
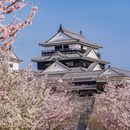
32;25;130;95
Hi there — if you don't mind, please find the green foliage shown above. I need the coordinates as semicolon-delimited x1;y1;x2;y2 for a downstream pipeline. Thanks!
88;115;107;130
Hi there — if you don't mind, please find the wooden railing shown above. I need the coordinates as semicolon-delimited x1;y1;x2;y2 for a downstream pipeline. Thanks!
41;49;85;56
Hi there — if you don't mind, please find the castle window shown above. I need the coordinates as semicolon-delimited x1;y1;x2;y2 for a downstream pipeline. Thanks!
9;63;13;68
55;45;62;51
81;45;83;50
63;45;69;50
66;61;74;67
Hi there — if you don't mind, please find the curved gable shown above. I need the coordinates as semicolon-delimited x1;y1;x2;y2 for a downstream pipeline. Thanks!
49;32;73;42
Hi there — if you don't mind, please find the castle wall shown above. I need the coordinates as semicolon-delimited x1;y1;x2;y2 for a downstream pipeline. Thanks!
69;44;81;50
43;46;55;51
8;61;20;71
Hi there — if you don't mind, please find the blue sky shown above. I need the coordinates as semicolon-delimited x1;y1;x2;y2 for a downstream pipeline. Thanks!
14;0;130;69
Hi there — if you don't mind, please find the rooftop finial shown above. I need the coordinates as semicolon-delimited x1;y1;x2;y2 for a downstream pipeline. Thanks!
80;30;84;38
58;24;63;32
80;30;83;36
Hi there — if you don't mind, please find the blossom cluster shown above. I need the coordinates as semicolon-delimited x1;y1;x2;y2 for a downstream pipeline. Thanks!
0;54;74;130
0;0;38;51
95;79;130;130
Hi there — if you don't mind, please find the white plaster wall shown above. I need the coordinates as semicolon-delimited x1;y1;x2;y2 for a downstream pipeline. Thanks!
83;46;88;50
58;78;63;83
9;62;20;71
69;44;81;50
43;46;55;51
94;49;98;53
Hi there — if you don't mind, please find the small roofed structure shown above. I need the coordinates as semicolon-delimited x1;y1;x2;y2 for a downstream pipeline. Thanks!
32;25;129;95
8;48;22;70
0;47;22;71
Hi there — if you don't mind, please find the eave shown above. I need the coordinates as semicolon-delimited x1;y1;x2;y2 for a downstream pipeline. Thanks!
10;58;23;63
78;41;103;49
32;56;110;65
39;40;102;49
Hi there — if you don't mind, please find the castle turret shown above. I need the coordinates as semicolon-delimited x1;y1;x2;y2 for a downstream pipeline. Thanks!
8;48;22;71
32;25;109;72
32;25;130;95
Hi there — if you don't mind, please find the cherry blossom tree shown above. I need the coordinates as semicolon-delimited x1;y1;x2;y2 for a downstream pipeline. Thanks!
0;0;38;51
38;85;73;130
95;79;130;130
0;1;81;130
0;56;49;129
0;56;76;130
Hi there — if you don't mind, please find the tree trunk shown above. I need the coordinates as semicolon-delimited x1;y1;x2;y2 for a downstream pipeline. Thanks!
76;96;95;130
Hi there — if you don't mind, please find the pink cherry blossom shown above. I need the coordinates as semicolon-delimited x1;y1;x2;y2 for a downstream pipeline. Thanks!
0;55;75;130
95;78;130;130
0;0;38;51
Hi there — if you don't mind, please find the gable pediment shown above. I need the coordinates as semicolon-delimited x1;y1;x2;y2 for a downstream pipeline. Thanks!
44;61;70;73
49;32;73;42
100;68;122;77
58;78;64;83
93;64;101;71
88;62;101;71
87;50;98;59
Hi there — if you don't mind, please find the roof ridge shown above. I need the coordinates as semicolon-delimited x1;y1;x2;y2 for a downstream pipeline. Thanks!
103;66;125;76
63;28;84;38
111;66;130;72
63;29;86;40
57;25;84;39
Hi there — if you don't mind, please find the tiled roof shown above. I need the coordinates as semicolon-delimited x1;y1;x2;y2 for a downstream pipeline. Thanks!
71;67;89;72
0;49;22;62
99;66;130;77
34;65;130;84
88;62;98;71
9;49;22;62
62;70;104;80
110;66;130;77
32;51;109;64
62;28;86;42
40;25;102;49
32;55;51;62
